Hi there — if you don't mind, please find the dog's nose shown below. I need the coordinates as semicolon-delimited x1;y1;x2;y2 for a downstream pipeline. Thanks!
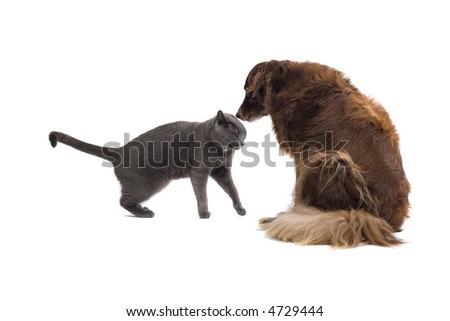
236;113;241;119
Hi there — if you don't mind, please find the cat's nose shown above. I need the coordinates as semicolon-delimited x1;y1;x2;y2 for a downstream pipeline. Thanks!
236;113;242;119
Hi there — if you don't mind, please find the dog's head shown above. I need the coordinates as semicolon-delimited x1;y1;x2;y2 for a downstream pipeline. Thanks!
236;60;290;122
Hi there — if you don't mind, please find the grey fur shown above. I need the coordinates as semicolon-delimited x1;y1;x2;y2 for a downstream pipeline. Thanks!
49;110;246;218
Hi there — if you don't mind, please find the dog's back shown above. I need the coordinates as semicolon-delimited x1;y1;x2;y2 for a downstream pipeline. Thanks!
286;63;409;230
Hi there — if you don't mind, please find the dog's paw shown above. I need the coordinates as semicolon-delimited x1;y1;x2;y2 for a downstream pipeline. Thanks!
199;211;211;219
259;217;275;228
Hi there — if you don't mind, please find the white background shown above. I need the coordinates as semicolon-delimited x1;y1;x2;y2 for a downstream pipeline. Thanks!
1;0;449;320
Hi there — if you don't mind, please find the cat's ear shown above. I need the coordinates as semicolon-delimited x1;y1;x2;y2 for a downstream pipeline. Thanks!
216;110;227;125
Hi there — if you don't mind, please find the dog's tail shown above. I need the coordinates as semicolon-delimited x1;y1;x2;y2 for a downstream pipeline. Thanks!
259;206;401;247
49;131;119;163
259;150;401;247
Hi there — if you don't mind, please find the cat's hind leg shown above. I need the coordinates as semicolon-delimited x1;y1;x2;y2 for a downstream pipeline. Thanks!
116;168;171;217
118;177;165;218
120;194;155;218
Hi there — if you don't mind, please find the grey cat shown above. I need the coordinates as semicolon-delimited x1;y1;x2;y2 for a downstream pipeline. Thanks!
49;110;247;218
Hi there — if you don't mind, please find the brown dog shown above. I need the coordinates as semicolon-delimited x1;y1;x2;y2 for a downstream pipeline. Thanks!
236;60;410;247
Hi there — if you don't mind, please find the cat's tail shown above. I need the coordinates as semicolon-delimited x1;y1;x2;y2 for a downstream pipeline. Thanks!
259;205;401;247
49;131;119;162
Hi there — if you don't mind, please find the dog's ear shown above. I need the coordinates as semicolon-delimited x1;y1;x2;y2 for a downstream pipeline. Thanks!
250;60;287;102
247;64;269;100
265;60;289;96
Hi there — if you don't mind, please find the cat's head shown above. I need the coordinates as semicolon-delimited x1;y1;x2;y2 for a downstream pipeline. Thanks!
214;110;246;150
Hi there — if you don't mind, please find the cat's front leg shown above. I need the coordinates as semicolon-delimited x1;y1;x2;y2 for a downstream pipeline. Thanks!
190;170;211;218
210;166;246;216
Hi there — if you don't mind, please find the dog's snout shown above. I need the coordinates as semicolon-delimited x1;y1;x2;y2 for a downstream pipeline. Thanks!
236;113;241;119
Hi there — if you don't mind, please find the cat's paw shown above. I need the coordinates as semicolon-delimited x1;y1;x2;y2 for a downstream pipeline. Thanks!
135;207;155;218
199;211;211;219
234;205;246;216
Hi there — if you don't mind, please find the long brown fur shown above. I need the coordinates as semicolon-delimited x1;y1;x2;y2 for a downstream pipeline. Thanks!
236;60;410;247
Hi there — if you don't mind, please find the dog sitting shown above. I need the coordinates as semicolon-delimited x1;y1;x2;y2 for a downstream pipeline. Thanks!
236;60;410;247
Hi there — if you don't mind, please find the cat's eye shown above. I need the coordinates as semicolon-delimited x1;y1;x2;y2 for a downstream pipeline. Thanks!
224;122;239;139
